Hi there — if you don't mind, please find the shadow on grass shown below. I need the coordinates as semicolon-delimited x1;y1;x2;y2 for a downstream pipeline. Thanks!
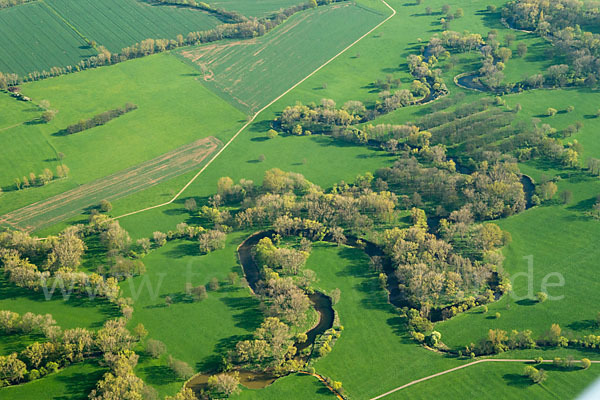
503;373;532;388
219;294;262;331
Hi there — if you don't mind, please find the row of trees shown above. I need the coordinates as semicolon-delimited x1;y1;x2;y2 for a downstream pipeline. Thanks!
0;0;348;85
63;103;137;135
13;165;70;191
0;0;33;9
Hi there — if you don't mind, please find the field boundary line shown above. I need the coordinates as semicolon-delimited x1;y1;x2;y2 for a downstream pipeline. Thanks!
369;358;600;400
114;0;397;221
39;0;96;50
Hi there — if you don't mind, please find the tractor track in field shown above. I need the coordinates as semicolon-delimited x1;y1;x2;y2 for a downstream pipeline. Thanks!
0;137;220;232
112;0;397;222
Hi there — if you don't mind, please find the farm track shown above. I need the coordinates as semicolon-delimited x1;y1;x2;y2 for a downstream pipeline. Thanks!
0;137;221;232
114;0;398;221
369;358;600;399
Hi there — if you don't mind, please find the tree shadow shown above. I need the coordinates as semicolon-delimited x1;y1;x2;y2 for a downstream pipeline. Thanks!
503;373;532;388
219;294;263;331
566;319;597;332
516;299;537;306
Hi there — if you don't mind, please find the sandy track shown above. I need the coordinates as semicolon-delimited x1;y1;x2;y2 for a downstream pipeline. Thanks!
0;137;221;232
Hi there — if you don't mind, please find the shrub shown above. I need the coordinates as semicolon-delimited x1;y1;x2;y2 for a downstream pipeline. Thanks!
546;107;557;117
146;339;167;358
536;292;548;303
495;312;501;319
266;129;279;139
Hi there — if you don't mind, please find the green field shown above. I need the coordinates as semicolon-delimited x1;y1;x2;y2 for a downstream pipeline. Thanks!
236;373;336;399
0;93;39;130
385;362;600;400
306;242;459;399
0;53;246;216
47;0;221;52
207;0;304;17
1;360;106;400
177;2;386;112
0;2;97;75
121;232;263;395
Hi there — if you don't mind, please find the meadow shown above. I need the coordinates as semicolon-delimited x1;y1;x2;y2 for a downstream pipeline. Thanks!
1;360;106;400
385;362;599;400
121;232;263;396
0;53;246;216
306;243;459;399
177;1;386;112
46;0;221;52
1;136;221;232
0;1;96;75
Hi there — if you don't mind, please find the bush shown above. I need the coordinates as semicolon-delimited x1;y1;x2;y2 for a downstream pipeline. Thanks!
546;107;557;117
146;339;167;358
266;129;279;139
168;356;194;379
582;358;591;369
99;199;112;213
495;312;501;319
536;292;548;303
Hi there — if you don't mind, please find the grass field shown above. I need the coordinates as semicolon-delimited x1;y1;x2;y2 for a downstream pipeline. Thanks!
0;53;246;216
0;360;106;400
0;273;119;331
384;362;600;400
0;136;221;232
236;373;336;399
0;1;97;75
303;242;459;399
178;1;386;112
0;93;39;130
46;0;220;52
121;232;263;395
208;0;304;17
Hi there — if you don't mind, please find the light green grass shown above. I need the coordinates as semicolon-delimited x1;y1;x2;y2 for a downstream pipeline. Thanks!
0;92;39;129
0;2;97;75
385;362;600;400
0;274;119;330
437;173;600;349
176;2;386;113
121;231;263;395
0;360;106;400
305;242;460;399
235;373;336;399
46;0;220;53
0;53;245;215
208;0;304;17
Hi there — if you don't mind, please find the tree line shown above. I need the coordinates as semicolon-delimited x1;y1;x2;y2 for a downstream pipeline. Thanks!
0;0;348;86
0;0;34;9
61;103;137;135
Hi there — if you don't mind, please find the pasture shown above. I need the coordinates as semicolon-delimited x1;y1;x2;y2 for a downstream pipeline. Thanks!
178;1;386;112
0;53;246;216
121;232;263;396
0;360;106;400
306;242;459;399
46;0;221;52
0;137;221;232
385;362;600;400
0;1;96;75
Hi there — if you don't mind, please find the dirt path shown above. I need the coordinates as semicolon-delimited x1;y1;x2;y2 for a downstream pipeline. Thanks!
0;122;24;132
114;0;397;221
370;358;600;399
